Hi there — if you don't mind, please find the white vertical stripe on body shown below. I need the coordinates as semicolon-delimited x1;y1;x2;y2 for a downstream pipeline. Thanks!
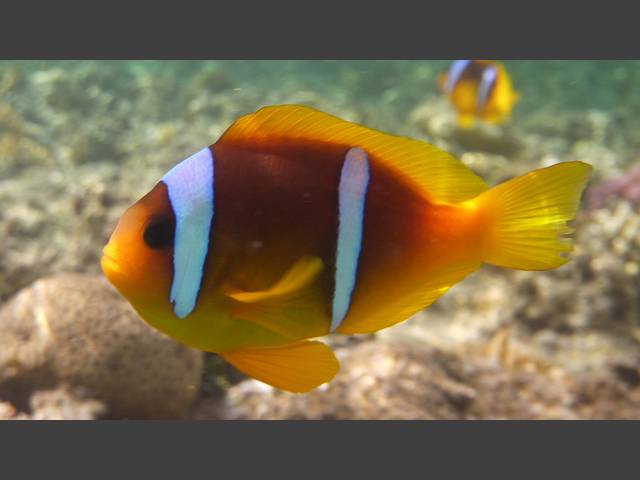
331;147;370;332
478;65;498;110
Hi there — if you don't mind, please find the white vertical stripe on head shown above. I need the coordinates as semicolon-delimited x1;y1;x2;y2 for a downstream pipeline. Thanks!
161;147;214;318
331;147;370;332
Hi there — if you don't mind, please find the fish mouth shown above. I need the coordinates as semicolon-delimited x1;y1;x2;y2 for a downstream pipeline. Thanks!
101;245;128;281
101;253;123;275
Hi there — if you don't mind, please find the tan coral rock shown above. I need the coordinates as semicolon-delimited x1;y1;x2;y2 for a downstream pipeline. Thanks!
29;388;108;420
0;273;203;419
0;401;17;419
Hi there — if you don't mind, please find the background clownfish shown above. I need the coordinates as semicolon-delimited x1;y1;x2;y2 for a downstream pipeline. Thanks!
438;60;520;128
101;105;591;393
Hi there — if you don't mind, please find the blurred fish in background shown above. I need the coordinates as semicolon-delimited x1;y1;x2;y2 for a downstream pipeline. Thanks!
439;60;520;128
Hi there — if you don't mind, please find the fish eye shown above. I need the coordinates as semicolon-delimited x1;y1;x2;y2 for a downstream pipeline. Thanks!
143;215;175;249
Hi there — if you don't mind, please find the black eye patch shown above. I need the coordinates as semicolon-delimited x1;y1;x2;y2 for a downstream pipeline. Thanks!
143;215;175;249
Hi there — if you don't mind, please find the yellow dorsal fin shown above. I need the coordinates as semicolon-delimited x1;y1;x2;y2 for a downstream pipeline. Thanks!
221;341;339;393
218;105;489;203
224;256;328;340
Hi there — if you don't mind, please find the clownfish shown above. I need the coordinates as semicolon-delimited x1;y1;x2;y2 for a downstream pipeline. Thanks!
438;60;520;128
101;105;591;393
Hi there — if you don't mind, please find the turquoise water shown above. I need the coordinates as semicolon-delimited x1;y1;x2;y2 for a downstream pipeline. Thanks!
3;59;639;173
5;60;640;112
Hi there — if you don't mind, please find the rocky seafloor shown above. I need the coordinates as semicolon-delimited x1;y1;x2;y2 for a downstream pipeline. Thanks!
1;60;640;419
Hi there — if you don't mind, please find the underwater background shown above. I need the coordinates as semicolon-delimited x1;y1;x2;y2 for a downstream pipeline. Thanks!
1;60;640;419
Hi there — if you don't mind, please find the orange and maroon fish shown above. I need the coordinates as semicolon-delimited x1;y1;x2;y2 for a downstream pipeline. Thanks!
439;60;520;127
101;105;591;392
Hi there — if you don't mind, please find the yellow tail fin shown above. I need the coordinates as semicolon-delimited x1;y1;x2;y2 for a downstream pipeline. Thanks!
474;161;592;270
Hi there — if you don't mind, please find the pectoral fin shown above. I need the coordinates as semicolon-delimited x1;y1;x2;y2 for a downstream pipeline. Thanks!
225;256;323;303
224;256;328;339
221;341;340;393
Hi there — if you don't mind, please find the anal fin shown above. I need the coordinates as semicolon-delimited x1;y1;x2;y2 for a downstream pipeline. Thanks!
221;341;340;393
338;259;480;334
